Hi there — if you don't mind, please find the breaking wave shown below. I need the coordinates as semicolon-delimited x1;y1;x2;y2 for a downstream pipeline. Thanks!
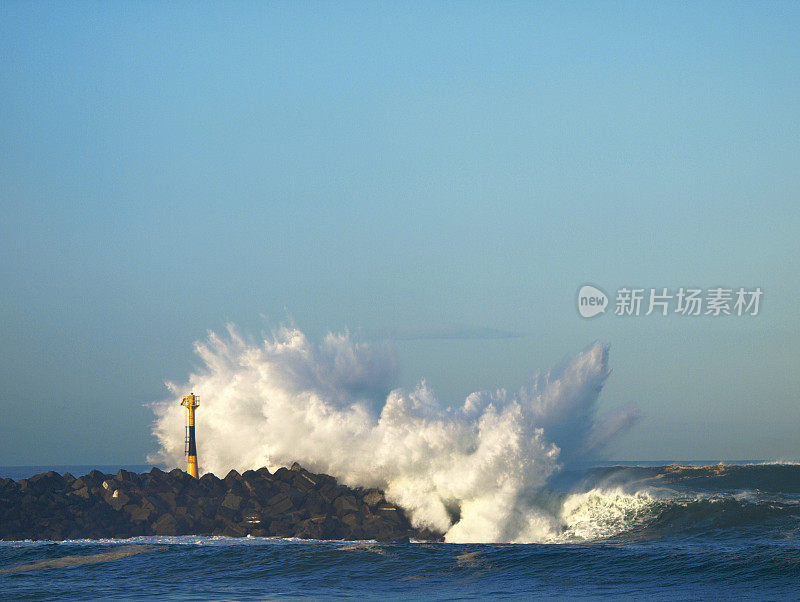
149;325;643;543
556;486;800;543
545;464;800;543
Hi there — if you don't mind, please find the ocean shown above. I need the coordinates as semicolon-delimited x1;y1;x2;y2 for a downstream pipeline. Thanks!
2;462;799;600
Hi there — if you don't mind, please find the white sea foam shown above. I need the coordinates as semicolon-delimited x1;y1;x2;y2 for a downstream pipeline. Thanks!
149;325;640;543
555;488;658;542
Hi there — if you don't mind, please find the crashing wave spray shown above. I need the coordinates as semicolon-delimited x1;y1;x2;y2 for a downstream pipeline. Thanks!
149;325;639;543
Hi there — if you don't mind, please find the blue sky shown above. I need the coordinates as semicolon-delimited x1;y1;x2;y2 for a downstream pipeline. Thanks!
1;2;798;464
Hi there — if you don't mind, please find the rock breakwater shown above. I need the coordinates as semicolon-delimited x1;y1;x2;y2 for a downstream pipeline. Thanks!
0;463;442;542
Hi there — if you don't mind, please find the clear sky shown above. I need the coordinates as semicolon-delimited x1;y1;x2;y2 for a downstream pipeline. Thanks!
1;2;798;464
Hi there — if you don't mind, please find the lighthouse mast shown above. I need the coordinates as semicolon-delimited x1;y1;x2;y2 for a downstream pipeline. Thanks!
180;393;199;478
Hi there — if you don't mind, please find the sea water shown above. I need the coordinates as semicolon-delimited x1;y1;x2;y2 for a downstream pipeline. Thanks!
2;462;799;600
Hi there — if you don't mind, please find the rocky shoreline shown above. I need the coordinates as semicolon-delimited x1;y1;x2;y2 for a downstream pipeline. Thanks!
0;463;443;542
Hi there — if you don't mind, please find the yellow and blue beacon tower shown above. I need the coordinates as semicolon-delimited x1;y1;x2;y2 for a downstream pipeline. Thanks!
180;393;199;478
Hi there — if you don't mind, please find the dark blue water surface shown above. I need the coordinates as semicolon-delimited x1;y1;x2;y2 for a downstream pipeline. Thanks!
0;466;153;481
2;536;798;600
2;463;799;600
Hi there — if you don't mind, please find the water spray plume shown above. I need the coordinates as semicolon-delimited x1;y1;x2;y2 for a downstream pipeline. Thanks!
149;325;639;542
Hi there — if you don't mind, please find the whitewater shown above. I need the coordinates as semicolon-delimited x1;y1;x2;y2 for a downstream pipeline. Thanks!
149;325;642;543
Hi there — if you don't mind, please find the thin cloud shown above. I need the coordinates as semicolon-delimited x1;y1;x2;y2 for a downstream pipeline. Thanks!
390;326;527;341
